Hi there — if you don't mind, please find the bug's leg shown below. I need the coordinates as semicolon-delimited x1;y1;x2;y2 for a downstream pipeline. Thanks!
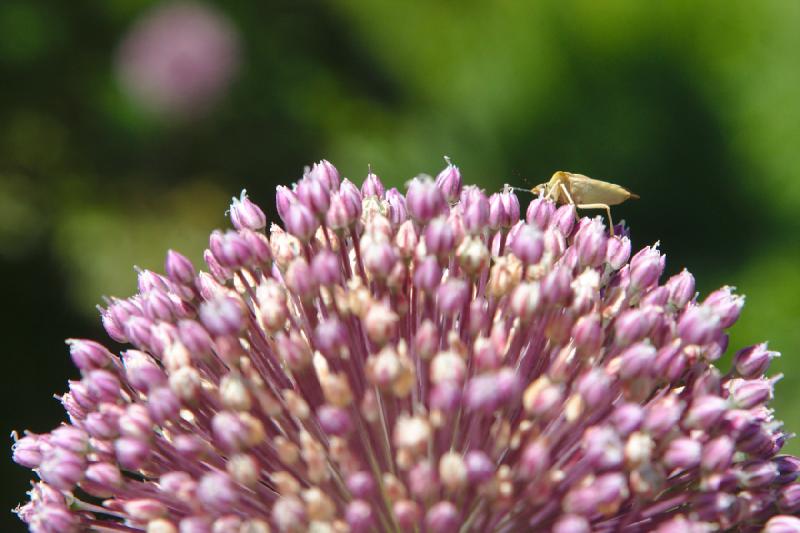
576;203;615;236
557;183;581;222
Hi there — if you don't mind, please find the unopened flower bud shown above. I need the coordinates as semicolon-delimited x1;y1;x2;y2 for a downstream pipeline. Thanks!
733;342;778;379
230;190;266;230
435;160;462;202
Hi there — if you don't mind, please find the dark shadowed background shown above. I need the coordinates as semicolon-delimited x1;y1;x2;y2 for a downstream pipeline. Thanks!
2;1;799;529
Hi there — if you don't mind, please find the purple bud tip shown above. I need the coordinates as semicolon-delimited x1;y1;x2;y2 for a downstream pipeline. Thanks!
425;501;460;533
230;190;266;230
66;339;114;371
309;159;340;191
386;187;408;225
284;201;320;241
629;244;664;290
407;176;446;223
425;217;456;257
198;296;243;336
488;187;520;229
677;304;721;345
346;500;374;533
275;185;297;223
296;176;331;216
734;342;778;379
435;158;462;202
346;471;375;499
526;197;556;230
165;249;196;286
361;170;385;198
510;224;544;265
765;515;800;533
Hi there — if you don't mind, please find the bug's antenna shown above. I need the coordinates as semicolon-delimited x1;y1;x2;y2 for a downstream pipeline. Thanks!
505;184;534;195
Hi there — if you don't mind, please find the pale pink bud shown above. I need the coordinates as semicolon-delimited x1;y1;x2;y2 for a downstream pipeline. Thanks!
230;190;266;231
425;501;460;533
435;160;462;202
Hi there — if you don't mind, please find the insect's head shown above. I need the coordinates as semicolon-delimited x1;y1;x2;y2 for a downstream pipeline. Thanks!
530;182;549;197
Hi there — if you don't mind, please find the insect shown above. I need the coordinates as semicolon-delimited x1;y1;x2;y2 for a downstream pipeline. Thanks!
530;171;639;235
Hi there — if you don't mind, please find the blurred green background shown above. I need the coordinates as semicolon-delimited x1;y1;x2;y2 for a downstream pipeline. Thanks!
2;0;799;527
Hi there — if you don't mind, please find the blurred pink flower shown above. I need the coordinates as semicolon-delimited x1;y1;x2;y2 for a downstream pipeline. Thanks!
116;1;240;118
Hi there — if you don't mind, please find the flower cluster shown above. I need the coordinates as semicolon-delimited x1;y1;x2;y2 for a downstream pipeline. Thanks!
13;160;800;532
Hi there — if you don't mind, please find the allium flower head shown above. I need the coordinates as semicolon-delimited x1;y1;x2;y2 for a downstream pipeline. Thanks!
12;160;800;532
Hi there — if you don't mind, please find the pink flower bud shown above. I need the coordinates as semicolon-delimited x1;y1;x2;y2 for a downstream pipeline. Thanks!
386;187;408;225
414;256;443;291
510;224;544;265
197;472;239;512
702;435;735;472
239;228;271;264
85;369;122;403
147;387;181;424
617;342;657;380
408;461;439;499
66;339;114;371
460;186;489;234
765;515;800;533
346;499;374;533
728;377;776;409
39;448;85;490
779;484;800;513
431;381;462;412
526;197;556;230
317;405;353;436
229;190;266;230
361;171;385;198
685;394;728;430
425;217;456;257
12;434;46;468
311;250;341;286
610;403;643;437
553;514;590;533
393;500;421;530
665;268;695;309
574;217;607;267
733;342;778;379
519;439;549;479
346;471;376;499
49;425;89;455
704;286;744;328
629;244;664;291
296;176;331;216
488;188;520;229
199;296;243;336
606;235;631;270
407;177;446;223
552;203;576;236
437;278;469;316
677;305;721;345
283;202;319;241
435;160;462;202
425;501;460;533
663;437;702;470
123;350;167;392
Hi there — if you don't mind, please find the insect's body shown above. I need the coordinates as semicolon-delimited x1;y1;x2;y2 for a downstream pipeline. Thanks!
531;171;639;234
